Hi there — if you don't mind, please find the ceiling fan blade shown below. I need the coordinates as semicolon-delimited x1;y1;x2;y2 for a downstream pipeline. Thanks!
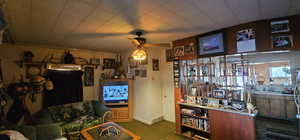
143;43;171;48
128;38;141;46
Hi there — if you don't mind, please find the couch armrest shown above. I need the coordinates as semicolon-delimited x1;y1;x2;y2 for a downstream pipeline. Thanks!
31;109;54;125
91;100;111;117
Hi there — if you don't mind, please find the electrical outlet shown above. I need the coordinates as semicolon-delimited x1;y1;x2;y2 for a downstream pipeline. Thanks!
296;114;300;119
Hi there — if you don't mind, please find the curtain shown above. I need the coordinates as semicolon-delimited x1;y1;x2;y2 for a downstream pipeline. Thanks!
44;70;83;107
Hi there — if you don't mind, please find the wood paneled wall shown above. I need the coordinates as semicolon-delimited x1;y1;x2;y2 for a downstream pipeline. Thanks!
172;15;300;59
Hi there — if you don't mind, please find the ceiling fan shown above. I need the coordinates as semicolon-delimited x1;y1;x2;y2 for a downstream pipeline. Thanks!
128;30;171;48
128;30;171;61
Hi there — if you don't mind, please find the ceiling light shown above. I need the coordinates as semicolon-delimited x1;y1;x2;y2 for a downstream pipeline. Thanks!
131;48;147;61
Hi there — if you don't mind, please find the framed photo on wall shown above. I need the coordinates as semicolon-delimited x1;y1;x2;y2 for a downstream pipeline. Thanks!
184;42;196;56
152;59;159;71
103;58;115;69
271;20;290;33
84;67;94;86
173;46;184;57
165;49;173;62
271;35;293;49
198;32;225;56
236;28;256;53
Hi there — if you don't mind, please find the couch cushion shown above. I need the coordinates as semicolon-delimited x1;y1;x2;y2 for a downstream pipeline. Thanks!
36;124;62;140
48;101;95;123
61;115;102;134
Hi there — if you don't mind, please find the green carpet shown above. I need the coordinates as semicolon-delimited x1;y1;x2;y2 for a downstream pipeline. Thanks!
117;120;189;140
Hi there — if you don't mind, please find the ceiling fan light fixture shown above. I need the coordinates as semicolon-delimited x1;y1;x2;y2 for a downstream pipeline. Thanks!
131;48;147;61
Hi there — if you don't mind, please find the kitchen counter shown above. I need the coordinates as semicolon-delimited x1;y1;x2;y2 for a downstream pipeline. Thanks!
177;102;257;117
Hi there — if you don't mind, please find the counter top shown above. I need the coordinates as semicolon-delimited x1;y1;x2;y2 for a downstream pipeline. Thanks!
177;102;257;117
253;91;294;96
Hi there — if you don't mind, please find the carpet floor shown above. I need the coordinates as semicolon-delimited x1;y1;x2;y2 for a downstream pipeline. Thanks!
117;120;189;140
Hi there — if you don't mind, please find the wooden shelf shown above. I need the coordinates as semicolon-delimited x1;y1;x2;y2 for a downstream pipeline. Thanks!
181;133;210;140
181;114;208;120
181;124;210;133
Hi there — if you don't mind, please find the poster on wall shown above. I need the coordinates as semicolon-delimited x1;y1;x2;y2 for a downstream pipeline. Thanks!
165;49;173;62
173;46;184;57
184;42;195;56
236;28;256;53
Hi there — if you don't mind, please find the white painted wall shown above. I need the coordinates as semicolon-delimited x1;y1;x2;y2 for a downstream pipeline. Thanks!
121;47;175;124
0;43;116;114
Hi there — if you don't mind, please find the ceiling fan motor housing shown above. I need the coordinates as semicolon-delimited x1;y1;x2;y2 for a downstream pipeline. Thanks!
134;37;146;45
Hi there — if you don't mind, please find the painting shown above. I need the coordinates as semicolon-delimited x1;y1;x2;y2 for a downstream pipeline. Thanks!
236;28;256;53
271;20;290;33
103;58;115;69
152;59;159;71
165;49;173;62
84;67;94;86
271;35;293;49
198;33;225;56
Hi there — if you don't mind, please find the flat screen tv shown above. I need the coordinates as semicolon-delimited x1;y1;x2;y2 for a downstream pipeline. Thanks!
198;32;225;56
103;85;128;103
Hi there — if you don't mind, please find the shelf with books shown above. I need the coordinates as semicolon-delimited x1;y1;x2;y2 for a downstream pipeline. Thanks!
181;124;210;133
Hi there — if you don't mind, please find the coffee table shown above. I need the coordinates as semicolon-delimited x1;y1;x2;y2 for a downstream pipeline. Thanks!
80;122;140;140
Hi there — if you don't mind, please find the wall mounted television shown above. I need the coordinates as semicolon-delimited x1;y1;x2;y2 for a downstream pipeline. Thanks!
103;84;128;103
198;32;225;56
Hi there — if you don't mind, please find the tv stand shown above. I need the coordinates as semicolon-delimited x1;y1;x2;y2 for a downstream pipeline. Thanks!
100;79;133;122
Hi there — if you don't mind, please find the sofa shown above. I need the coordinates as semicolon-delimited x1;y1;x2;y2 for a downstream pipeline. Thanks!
32;100;111;136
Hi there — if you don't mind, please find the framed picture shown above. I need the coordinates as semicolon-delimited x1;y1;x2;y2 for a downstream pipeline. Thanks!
236;28;256;53
84;67;94;86
271;35;293;49
165;49;173;62
140;69;147;78
184;42;195;55
103;58;115;69
212;89;226;99
187;96;196;104
190;87;197;96
173;46;184;57
198;32;225;56
152;59;159;71
271;20;290;33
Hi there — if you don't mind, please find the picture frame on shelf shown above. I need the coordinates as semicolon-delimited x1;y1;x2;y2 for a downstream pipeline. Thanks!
271;35;293;49
198;32;225;56
270;19;290;33
190;87;197;96
187;96;196;104
212;89;226;99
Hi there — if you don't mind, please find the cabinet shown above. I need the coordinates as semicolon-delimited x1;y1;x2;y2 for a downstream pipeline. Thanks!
100;79;133;122
252;93;297;120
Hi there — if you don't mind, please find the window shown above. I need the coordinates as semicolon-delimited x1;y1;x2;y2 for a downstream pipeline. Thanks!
270;66;291;78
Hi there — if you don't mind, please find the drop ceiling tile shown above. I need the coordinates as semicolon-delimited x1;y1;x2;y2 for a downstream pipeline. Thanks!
6;0;31;42
225;0;261;23
289;0;300;15
191;0;239;28
259;0;290;19
50;1;96;43
31;0;68;42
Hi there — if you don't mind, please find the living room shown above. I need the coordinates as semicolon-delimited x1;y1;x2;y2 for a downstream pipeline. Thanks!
0;0;300;140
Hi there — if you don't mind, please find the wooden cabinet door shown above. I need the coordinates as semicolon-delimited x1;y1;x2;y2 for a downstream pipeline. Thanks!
269;96;286;119
286;96;297;120
255;95;270;117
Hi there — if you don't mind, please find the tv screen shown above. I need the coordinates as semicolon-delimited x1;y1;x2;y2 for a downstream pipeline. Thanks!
198;33;224;56
103;85;128;102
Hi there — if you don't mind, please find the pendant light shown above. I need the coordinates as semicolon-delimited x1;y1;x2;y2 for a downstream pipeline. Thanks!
131;46;147;61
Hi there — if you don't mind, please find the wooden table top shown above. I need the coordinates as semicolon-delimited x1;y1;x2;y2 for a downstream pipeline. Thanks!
80;122;141;140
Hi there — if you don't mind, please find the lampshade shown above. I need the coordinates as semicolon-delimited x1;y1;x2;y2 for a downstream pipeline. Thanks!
131;48;147;61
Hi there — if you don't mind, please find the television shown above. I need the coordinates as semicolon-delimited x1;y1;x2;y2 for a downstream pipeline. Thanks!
103;85;128;103
198;32;225;56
